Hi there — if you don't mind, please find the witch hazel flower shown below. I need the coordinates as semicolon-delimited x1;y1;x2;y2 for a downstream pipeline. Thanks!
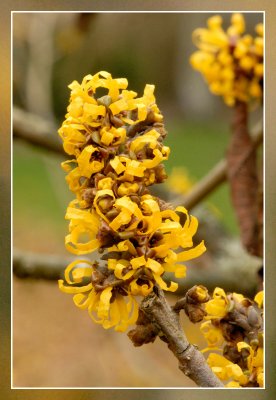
190;13;263;106
58;71;206;332
201;288;264;387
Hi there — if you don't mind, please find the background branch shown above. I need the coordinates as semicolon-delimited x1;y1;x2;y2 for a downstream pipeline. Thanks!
13;246;261;295
13;248;71;280
172;120;263;210
13;106;63;154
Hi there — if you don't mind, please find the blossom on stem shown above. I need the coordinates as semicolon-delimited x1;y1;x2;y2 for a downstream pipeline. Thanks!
190;13;263;106
200;288;264;387
58;71;206;331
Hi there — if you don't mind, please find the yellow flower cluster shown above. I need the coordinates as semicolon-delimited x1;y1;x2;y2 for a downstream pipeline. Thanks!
201;288;263;387
190;14;263;106
58;71;206;332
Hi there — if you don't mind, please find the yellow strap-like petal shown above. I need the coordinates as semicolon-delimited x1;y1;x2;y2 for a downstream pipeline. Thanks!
254;290;264;308
130;279;153;296
110;156;126;175
65;233;100;255
77;145;104;178
114;262;135;280
109;209;132;231
63;259;93;284
93;189;115;222
146;258;164;275
177;240;206;262
130;255;146;269
130;129;160;153
153;273;178;292
98;287;113;319
58;279;93;294
73;292;96;310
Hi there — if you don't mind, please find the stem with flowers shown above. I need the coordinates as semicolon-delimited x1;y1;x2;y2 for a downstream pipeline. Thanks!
57;70;223;387
55;13;264;389
189;13;264;387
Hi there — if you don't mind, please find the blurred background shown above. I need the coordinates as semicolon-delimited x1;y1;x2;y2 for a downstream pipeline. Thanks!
12;12;263;388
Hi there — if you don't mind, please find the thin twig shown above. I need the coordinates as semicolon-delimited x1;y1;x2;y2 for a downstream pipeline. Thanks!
140;288;224;387
173;121;263;210
13;248;71;280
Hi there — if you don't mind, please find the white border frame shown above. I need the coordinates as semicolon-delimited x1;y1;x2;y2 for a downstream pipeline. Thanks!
11;9;265;390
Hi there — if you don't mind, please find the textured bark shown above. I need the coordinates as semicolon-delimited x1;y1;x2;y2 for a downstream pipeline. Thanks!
227;101;261;256
137;288;223;387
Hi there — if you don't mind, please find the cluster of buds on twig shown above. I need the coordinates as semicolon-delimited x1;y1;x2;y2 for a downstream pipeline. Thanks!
190;13;263;106
58;71;206;332
181;286;264;387
173;285;210;323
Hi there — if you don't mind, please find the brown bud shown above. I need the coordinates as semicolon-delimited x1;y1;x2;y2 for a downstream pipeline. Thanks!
223;344;247;369
128;309;160;347
82;188;97;204
98;197;114;212
91;130;101;145
91;269;106;287
247;305;262;328
220;320;244;343
105;208;120;220
154;164;167;183
187;285;209;304
97;95;112;108
128;323;159;346
185;304;206;323
110;114;124;127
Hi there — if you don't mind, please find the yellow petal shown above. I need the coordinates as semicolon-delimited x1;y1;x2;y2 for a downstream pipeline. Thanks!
254;291;264;308
130;255;146;269
146;258;164;275
130;279;153;296
109;208;132;231
58;279;92;294
77;145;104;178
110;156;126;175
65;225;100;255
109;98;128;115
200;320;224;348
97;177;114;190
237;342;250;351
205;287;229;318
63;259;93;284
141;148;164;169
93;189;115;222
114;261;135;280
177;241;206;262
108;240;137;256
153;273;178;292
83;103;106;118
130;129;160;153
98;287;113;319
73;292;95;310
125;160;146;177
